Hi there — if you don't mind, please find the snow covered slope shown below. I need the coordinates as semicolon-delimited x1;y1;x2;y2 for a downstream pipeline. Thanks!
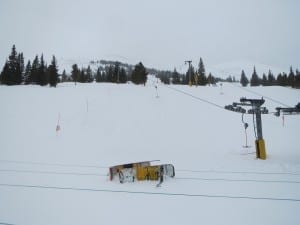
208;60;286;79
0;80;299;225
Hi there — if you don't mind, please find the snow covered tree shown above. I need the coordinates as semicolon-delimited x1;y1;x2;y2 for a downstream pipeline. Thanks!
240;70;249;87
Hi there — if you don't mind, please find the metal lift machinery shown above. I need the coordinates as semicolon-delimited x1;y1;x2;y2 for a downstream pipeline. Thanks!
225;97;268;160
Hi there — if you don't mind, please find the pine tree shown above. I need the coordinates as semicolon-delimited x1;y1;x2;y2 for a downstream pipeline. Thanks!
6;45;22;85
71;64;80;85
30;55;40;84
172;68;180;84
39;54;48;86
282;72;288;86
226;76;233;82
106;65;113;83
207;73;216;85
267;70;276;86
295;69;300;88
79;68;86;83
119;68;127;83
61;69;67;82
86;65;93;82
131;62;147;85
262;73;268;86
9;45;18;85
185;66;195;85
287;66;295;87
113;62;120;83
276;72;288;86
0;61;10;85
198;58;207;85
250;67;260;86
17;53;24;84
24;60;31;84
240;70;249;87
48;55;59;87
95;68;102;82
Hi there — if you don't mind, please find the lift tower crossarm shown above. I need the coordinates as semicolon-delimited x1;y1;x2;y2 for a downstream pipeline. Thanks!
275;103;300;117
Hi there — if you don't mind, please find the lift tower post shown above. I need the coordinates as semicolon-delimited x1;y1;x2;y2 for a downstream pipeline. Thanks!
225;97;268;160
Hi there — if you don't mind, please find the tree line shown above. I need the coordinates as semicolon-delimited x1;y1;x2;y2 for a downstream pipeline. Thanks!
240;66;300;88
68;61;147;85
2;45;299;88
0;45;59;87
0;45;148;86
157;58;218;86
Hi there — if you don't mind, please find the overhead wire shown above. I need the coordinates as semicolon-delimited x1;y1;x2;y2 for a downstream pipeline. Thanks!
164;85;225;110
175;177;300;184
1;183;300;202
229;82;292;108
1;159;300;176
0;169;107;177
0;159;107;169
1;168;300;184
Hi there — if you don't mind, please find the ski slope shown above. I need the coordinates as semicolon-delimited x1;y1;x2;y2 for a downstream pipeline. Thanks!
0;78;300;225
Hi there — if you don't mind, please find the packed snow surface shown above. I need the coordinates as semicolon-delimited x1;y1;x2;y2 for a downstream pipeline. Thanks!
0;78;300;225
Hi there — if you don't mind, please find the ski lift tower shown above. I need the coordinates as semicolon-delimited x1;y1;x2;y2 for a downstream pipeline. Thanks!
225;97;268;160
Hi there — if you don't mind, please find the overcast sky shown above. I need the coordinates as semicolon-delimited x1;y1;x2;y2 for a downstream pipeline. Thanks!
0;0;299;73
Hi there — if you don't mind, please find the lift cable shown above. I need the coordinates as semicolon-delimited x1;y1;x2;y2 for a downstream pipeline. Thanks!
0;159;107;169
1;183;300;202
174;177;300;184
1;169;300;184
164;85;225;110
230;82;292;108
164;84;279;115
1;159;300;176
0;169;107;177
